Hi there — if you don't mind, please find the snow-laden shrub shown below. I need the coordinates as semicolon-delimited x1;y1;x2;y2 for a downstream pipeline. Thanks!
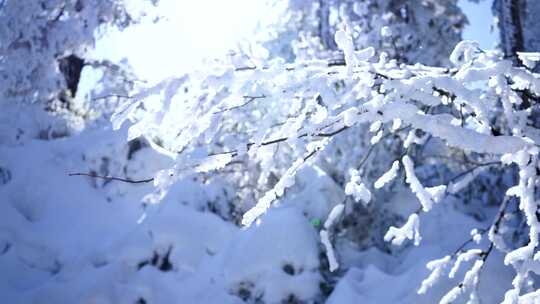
113;26;540;302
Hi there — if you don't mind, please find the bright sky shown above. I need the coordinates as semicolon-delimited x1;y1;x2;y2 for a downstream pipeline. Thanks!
87;0;498;86
91;0;265;83
459;0;498;50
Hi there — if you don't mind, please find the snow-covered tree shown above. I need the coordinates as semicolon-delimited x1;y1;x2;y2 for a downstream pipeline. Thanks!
0;0;156;143
257;0;466;66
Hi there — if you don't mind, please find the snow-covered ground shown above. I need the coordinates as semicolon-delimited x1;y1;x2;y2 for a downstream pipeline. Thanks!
0;123;514;303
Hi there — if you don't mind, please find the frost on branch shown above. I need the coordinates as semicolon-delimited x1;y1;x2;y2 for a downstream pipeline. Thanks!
517;52;540;70
242;140;328;226
374;160;400;189
384;213;421;246
440;260;484;304
499;149;540;302
344;169;371;205
334;25;355;76
448;249;483;279
418;256;452;295
334;25;375;77
402;155;445;212
450;40;481;67
320;204;345;272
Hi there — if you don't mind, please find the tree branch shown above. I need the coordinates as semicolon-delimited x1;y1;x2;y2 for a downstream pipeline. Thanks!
68;172;154;184
212;95;266;114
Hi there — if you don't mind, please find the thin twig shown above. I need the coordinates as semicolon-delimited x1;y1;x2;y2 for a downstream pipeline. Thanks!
91;94;133;101
449;196;510;292
212;95;266;114
68;172;154;184
358;144;376;169
452;228;488;256
207;123;351;157
447;161;501;184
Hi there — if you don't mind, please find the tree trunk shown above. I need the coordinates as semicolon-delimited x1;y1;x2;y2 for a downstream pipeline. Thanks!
493;0;525;64
318;0;337;50
494;0;540;124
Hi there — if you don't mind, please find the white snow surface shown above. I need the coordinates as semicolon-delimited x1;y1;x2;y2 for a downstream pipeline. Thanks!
328;191;514;304
0;126;516;303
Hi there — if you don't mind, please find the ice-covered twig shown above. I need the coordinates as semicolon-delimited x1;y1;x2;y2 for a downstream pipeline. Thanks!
320;203;345;272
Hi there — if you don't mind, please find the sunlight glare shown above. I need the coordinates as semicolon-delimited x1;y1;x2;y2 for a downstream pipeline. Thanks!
91;0;264;83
